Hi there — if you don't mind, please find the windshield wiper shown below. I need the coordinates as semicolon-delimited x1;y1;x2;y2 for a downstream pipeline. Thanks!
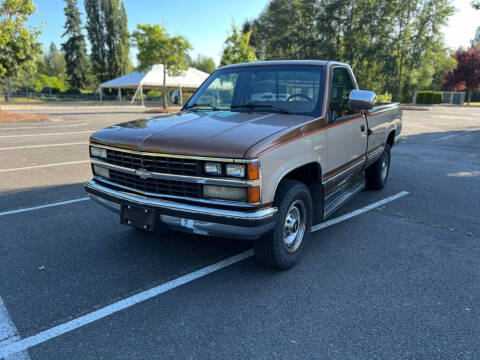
184;103;220;111
231;103;291;114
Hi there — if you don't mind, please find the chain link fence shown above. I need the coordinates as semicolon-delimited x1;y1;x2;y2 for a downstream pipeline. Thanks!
440;92;466;105
0;89;193;107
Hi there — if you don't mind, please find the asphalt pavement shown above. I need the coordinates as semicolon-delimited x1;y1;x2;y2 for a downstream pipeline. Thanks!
0;105;479;359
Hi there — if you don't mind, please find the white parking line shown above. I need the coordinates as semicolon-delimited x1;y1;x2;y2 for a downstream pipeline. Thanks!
0;130;92;138
0;191;408;358
311;191;410;232
435;133;462;141
0;123;87;130
0;142;88;151
0;160;90;173
0;297;31;359
0;198;90;217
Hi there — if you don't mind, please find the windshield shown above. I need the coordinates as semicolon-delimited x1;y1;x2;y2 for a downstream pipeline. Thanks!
185;65;325;116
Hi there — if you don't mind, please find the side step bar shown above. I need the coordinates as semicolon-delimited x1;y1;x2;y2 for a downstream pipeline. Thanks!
323;182;366;219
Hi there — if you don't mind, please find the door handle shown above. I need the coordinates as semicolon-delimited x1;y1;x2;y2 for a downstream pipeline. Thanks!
360;125;365;132
368;129;374;135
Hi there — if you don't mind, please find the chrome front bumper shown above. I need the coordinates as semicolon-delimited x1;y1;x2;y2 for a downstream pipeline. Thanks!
84;179;277;240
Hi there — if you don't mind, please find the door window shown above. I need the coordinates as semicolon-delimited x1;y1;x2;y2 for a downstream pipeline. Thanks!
330;67;356;118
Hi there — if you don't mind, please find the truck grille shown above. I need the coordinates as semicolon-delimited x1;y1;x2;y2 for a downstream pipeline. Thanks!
109;170;202;198
106;149;200;176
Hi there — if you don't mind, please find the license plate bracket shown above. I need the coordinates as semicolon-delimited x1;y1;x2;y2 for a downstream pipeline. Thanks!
121;204;158;232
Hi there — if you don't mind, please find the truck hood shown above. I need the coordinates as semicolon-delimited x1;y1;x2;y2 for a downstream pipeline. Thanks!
90;110;313;158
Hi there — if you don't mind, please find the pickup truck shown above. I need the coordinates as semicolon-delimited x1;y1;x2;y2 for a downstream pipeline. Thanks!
84;60;402;269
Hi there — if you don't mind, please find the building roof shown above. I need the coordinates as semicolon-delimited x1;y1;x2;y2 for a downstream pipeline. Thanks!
99;65;210;89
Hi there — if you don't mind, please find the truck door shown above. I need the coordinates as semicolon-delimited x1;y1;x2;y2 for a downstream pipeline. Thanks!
324;66;368;182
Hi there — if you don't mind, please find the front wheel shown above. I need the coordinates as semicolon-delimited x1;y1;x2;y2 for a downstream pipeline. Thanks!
365;143;391;190
254;180;313;270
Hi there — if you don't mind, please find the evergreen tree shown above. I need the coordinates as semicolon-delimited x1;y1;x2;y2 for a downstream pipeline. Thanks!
220;23;257;66
61;0;90;90
43;43;67;79
472;1;480;48
85;0;130;82
84;0;107;81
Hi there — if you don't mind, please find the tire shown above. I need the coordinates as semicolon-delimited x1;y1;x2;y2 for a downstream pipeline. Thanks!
254;180;313;270
365;143;391;190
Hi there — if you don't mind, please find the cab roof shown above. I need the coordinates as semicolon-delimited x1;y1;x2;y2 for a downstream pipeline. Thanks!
218;60;349;70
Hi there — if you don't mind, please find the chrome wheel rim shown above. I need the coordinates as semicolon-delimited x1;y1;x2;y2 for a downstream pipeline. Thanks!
283;200;306;253
381;152;389;180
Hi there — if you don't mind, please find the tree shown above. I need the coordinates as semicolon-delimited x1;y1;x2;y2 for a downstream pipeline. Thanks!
241;20;260;58
132;24;192;108
220;23;257;66
252;0;318;60
422;44;456;91
84;0;106;81
102;0;131;77
61;0;90;90
190;55;216;73
472;1;480;47
442;47;480;105
0;0;41;80
472;28;480;48
85;0;131;82
33;74;66;93
251;0;454;102
42;42;67;79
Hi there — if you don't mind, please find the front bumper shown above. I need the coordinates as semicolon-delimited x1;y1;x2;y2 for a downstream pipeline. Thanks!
84;179;277;240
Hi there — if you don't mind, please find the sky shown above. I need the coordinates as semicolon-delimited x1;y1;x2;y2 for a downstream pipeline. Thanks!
28;0;479;67
28;0;270;66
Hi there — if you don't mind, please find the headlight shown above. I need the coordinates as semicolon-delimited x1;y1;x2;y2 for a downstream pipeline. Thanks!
226;164;245;178
93;165;110;178
204;162;222;175
203;185;246;201
90;146;107;159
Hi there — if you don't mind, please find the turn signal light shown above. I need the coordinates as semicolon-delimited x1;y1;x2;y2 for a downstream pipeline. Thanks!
247;163;259;180
248;186;260;203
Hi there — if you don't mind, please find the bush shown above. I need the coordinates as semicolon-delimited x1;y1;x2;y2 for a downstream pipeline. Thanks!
33;74;66;93
62;88;82;95
146;89;164;99
376;92;392;103
432;92;442;104
416;91;442;104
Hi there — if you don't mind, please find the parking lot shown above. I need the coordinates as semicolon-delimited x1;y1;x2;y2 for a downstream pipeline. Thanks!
0;105;479;359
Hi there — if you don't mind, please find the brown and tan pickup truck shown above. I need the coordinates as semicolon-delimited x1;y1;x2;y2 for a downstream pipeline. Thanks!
84;60;402;269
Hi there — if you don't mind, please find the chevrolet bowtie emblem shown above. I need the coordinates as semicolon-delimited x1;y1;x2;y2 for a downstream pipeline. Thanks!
135;168;152;179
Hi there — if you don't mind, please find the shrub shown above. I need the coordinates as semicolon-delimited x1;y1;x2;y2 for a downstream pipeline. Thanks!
33;74;66;93
376;92;392;103
432;92;442;104
416;91;442;104
146;89;163;99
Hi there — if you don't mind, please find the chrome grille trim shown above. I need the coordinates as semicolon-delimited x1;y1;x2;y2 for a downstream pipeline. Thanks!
91;159;257;187
90;143;259;163
93;177;261;208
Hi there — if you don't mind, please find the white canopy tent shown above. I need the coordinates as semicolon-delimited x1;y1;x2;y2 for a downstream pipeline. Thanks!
98;64;210;106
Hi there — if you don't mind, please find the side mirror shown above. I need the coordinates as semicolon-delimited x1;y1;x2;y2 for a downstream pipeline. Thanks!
349;90;376;110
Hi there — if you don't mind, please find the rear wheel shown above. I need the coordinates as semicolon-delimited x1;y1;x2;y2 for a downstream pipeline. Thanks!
253;180;313;270
365;143;391;190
